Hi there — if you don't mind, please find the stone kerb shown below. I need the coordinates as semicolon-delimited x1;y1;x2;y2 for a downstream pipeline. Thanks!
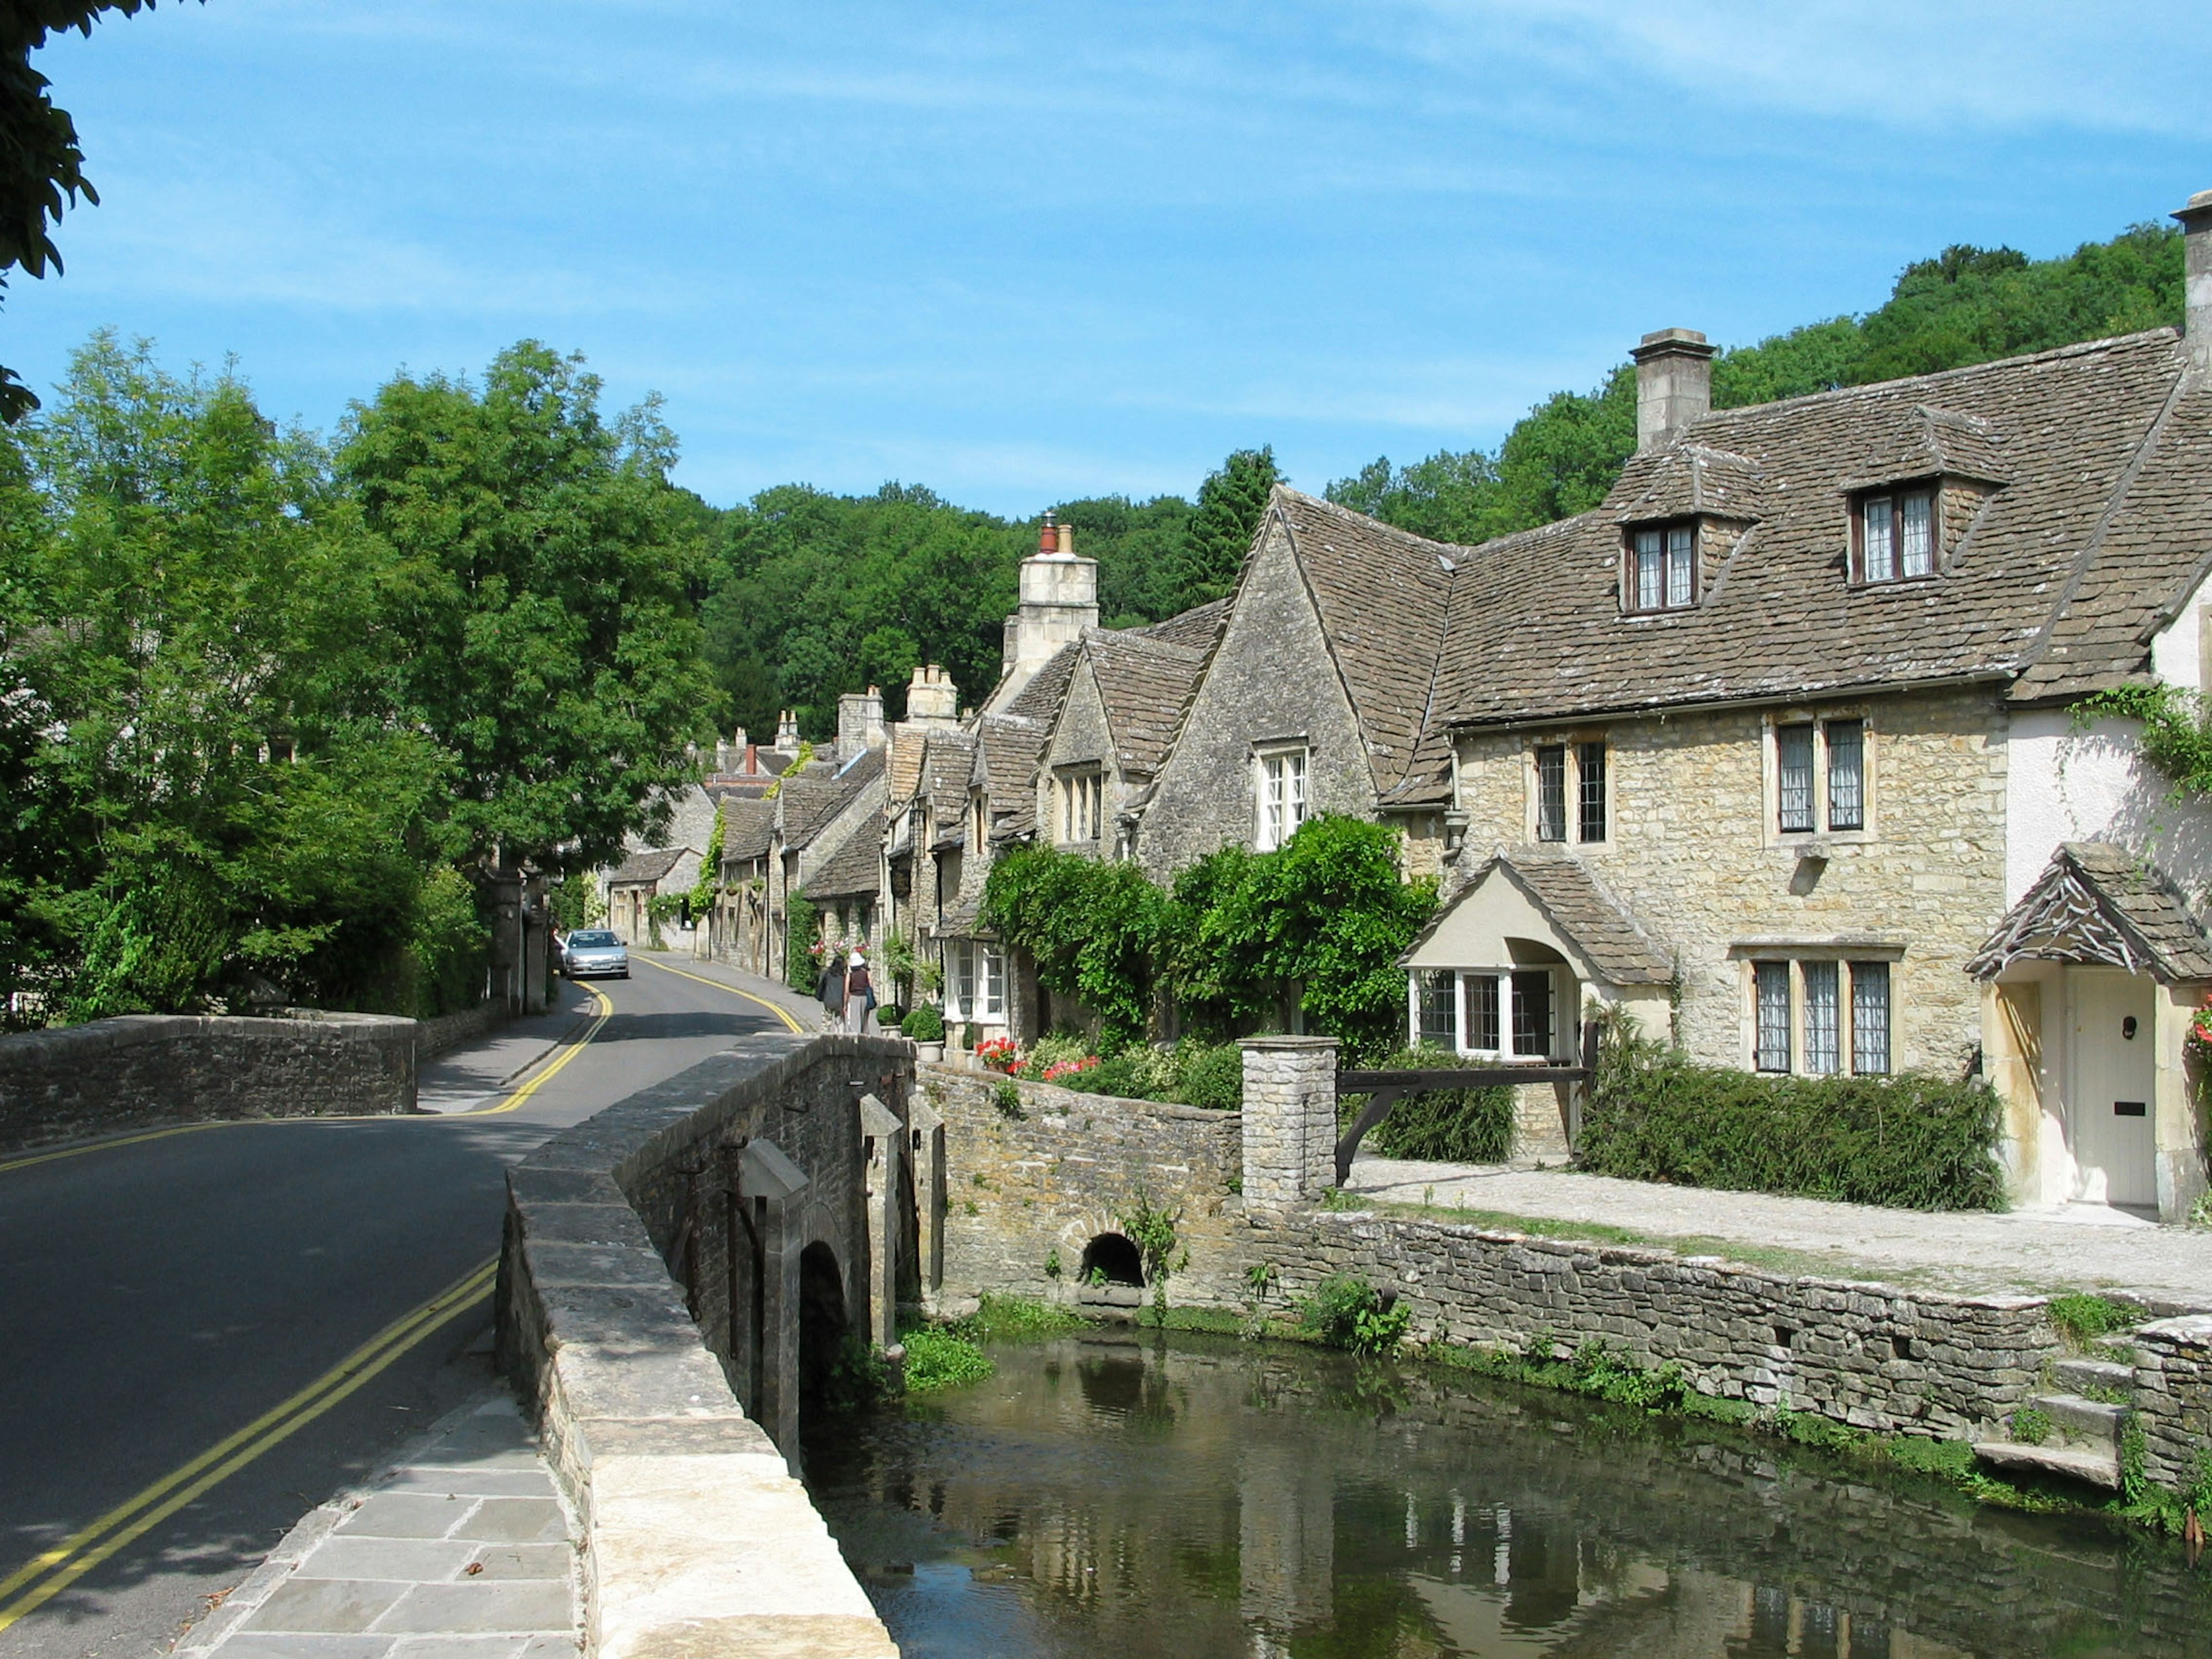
498;1032;906;1659
0;1009;416;1154
1237;1036;1339;1209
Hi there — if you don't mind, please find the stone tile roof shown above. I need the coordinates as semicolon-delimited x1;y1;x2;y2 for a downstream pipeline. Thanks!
608;846;687;887
1410;848;1673;986
1081;627;1210;777
802;819;883;901
1431;329;2201;728
1273;487;1465;796
1971;842;2212;983
780;746;886;850
719;797;775;864
924;729;975;850
1133;596;1231;653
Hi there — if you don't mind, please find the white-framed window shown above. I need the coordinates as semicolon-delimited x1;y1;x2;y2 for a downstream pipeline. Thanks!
948;940;1006;1024
1533;739;1608;844
1056;768;1103;844
1749;957;1893;1076
1256;747;1309;851
1404;967;1563;1060
1624;521;1698;613
969;790;988;850
1856;486;1937;584
1771;715;1870;837
1416;971;1456;1048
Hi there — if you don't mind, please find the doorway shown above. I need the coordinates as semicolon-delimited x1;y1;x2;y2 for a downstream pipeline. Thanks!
2067;969;2157;1209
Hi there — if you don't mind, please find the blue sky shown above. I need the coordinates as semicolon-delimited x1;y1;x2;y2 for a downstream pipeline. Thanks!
13;0;2211;515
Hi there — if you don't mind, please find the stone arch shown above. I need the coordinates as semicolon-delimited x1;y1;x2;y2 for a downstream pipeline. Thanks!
1078;1232;1145;1287
798;1240;849;1415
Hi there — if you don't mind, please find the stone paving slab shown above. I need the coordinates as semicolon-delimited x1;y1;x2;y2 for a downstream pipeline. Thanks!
176;1394;581;1659
1346;1154;2212;1305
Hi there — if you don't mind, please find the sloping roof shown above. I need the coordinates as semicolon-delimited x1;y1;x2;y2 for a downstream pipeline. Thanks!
608;846;688;887
1134;596;1231;653
719;797;775;863
1970;842;2212;983
781;745;887;850
1081;627;1210;776
923;729;975;849
1431;329;2200;729
1273;487;1464;794
804;819;883;901
1408;849;1674;987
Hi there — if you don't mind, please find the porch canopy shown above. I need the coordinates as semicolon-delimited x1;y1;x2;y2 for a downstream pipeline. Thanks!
1969;842;2212;983
1402;849;1672;1057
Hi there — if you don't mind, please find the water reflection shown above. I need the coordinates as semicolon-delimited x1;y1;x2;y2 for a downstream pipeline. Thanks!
804;1329;2207;1658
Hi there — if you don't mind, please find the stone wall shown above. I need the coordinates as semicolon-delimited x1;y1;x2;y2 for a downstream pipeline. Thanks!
417;1002;508;1063
0;1010;415;1153
1450;683;2009;1078
498;1032;910;1659
2133;1313;2212;1488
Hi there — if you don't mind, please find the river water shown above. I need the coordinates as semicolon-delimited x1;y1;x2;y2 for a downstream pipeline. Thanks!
805;1327;2207;1659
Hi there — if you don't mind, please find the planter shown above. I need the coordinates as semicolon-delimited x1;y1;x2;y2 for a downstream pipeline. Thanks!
914;1041;945;1063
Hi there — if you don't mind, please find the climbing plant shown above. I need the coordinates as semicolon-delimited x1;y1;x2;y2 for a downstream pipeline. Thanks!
2079;683;2212;800
688;801;725;915
981;844;1170;1047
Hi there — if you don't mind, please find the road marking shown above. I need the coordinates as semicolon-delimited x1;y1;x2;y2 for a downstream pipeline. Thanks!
0;985;616;1174
631;954;807;1034
0;1258;497;1633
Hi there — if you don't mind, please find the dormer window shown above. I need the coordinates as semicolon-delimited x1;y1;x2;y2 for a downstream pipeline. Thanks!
1623;521;1696;613
1855;486;1936;584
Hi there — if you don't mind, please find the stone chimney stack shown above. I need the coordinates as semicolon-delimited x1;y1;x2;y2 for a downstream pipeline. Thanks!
906;663;960;726
2177;189;2212;376
985;509;1099;713
838;685;887;756
774;709;801;752
1631;327;1718;453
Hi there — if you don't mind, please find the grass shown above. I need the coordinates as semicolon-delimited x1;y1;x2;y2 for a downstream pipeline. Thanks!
2047;1293;2141;1349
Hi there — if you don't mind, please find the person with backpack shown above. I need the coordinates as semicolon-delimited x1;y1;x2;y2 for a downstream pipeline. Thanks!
816;950;848;1032
844;948;874;1034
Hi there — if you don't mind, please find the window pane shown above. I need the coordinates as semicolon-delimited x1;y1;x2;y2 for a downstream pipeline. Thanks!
1634;529;1662;610
1862;497;1893;582
1577;741;1607;842
1465;975;1500;1052
1418;971;1456;1048
1777;724;1815;833
1900;491;1933;578
1666;524;1694;608
1510;969;1553;1058
1259;756;1281;849
1287;751;1308;829
983;948;1005;1017
955;943;976;1018
1754;961;1791;1072
1851;961;1891;1075
1826;719;1864;831
1804;961;1840;1075
1536;745;1567;841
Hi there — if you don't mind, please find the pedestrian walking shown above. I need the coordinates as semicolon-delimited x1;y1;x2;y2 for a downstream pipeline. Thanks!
816;951;847;1032
844;948;873;1035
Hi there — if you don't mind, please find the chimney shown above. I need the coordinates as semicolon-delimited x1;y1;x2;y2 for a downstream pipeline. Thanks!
2177;189;2212;376
774;709;801;752
1056;520;1074;556
838;685;887;755
1039;509;1060;555
1631;327;1717;453
743;743;758;777
906;662;960;726
983;508;1100;714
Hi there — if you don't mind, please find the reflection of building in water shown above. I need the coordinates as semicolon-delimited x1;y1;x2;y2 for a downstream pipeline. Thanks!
1237;1441;1333;1644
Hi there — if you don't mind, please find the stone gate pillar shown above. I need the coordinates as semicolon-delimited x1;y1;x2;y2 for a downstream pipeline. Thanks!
1238;1036;1339;1208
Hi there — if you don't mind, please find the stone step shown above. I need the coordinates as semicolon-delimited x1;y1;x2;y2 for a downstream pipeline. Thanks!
2031;1392;2128;1455
1974;1440;2122;1490
2052;1357;2134;1396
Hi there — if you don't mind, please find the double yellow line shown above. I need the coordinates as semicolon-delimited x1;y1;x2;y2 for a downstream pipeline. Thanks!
0;1258;497;1633
631;953;806;1034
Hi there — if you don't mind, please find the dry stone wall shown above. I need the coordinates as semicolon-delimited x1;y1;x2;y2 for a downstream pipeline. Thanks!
0;1010;415;1152
2132;1313;2212;1488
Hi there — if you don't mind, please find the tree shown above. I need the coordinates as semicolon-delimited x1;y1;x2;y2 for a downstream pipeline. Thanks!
1167;446;1280;611
0;3;195;421
338;342;715;873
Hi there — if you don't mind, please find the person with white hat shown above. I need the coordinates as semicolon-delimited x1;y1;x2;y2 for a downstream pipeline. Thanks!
843;947;873;1034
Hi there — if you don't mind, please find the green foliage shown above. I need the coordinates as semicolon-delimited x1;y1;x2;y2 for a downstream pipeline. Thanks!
1355;1044;1516;1162
1168;446;1280;608
945;1293;1081;1343
2047;1294;2139;1349
899;1328;993;1394
1176;1039;1245;1110
1298;1272;1410;1356
785;896;818;991
404;866;490;1018
980;843;1169;1047
1118;1192;1180;1306
900;1003;945;1041
1578;1013;2007;1211
1025;1032;1092;1071
2080;682;2212;800
1043;1248;1060;1279
547;872;603;931
993;1078;1025;1119
821;1335;899;1411
688;801;724;914
2010;1406;2053;1446
1330;221;2183;546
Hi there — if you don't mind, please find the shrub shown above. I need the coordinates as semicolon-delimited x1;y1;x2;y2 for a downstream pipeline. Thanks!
1578;1018;2006;1211
993;1078;1025;1119
1025;1032;1092;1073
404;866;490;1018
2048;1293;2139;1348
1354;1044;1515;1162
1086;1043;1177;1102
1299;1272;1410;1355
1174;1038;1244;1110
902;1328;993;1393
901;1004;945;1042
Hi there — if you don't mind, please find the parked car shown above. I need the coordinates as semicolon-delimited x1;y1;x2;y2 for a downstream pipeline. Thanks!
561;929;630;979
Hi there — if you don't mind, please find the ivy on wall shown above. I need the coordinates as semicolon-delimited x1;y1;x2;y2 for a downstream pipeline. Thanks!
2080;683;2212;799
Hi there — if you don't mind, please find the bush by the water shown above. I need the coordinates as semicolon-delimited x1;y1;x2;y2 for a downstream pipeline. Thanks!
1298;1272;1410;1356
1579;1023;2006;1211
1353;1045;1516;1163
901;1328;993;1393
901;1004;945;1041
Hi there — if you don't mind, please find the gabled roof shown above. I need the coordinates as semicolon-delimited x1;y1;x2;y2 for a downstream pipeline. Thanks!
1133;596;1231;654
608;846;689;886
719;797;775;864
1407;849;1674;987
923;729;975;849
804;819;883;901
780;745;886;850
1432;329;2201;728
1970;842;2212;983
1078;627;1210;777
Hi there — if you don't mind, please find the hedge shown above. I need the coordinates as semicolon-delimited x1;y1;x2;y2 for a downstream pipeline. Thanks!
1580;1037;2007;1212
1351;1045;1516;1164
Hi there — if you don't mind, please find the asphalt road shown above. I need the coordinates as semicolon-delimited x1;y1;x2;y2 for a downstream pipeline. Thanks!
0;958;798;1659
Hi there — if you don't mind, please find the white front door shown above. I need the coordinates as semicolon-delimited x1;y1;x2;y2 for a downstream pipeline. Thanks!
2067;969;2158;1209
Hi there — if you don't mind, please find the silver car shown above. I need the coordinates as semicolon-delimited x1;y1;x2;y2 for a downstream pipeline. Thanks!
562;929;630;979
